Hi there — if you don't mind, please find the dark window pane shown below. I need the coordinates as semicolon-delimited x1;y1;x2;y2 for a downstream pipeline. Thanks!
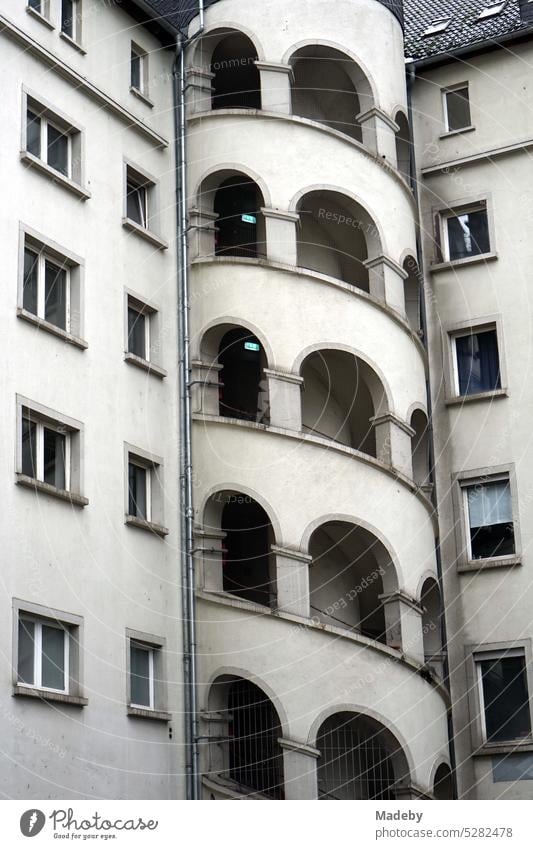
61;0;74;37
456;330;501;396
126;179;147;227
468;480;514;559
447;209;490;260
131;50;142;90
47;124;69;176
22;417;37;478
480;656;531;742
18;619;35;685
43;428;66;490
27;110;41;157
44;261;67;330
41;625;66;691
23;248;39;315
128;462;147;519
130;644;151;706
28;0;42;11
446;87;471;131
128;307;146;358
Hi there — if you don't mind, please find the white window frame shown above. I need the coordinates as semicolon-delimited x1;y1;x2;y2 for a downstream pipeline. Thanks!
18;615;69;695
23;246;71;330
22;412;72;491
129;641;155;710
127;301;150;360
123;291;166;377
440;200;491;263
442;83;471;133
475;649;530;744
61;0;82;42
128;457;152;522
130;43;148;95
122;160;166;249
457;469;519;567
462;474;513;562
124;443;168;535
451;324;500;397
27;110;72;178
26;0;53;26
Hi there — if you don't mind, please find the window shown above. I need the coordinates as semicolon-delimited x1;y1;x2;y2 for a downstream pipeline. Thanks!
27;109;70;177
464;477;515;560
125;445;167;534
126;630;169;718
476;650;531;743
442;203;490;261
477;1;507;19
124;292;166;376
28;0;43;10
126;174;147;228
454;327;501;396
128;459;150;521
423;18;451;35
18;617;69;694
443;85;471;132
128;301;149;360
131;44;147;94
61;0;81;41
123;163;166;248
23;93;85;193
130;642;154;709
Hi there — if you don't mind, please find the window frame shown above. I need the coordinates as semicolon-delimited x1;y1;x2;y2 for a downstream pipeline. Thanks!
124;290;166;377
432;195;496;269
129;641;155;710
61;0;82;44
26;0;54;28
122;161;167;249
130;42;148;96
124;443;168;536
444;317;507;403
18;616;70;695
125;629;170;720
442;83;472;134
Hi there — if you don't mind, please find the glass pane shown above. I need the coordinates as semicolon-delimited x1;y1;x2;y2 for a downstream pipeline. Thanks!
468;481;515;559
481;656;531;742
131;51;141;90
128;463;147;519
446;88;471;131
18;619;35;685
447;209;490;260
23;249;39;316
126;180;147;227
21;417;37;479
456;330;501;396
128;307;146;358
47;124;69;177
43;428;66;490
28;0;42;11
44;261;67;330
130;644;151;707
61;0;74;37
26;110;41;158
41;625;65;691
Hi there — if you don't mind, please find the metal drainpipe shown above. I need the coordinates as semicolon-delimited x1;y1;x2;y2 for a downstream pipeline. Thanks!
406;62;459;800
173;0;204;802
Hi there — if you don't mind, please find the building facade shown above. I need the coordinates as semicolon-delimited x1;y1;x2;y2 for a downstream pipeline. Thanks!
2;0;533;802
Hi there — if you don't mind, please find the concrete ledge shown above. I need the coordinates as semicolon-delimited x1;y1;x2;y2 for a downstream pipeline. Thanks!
127;706;171;722
16;474;88;507
13;685;87;706
122;217;168;250
458;556;521;574
59;31;87;55
20;151;91;200
17;308;88;349
445;388;508;407
124;352;167;378
125;514;169;537
430;252;498;273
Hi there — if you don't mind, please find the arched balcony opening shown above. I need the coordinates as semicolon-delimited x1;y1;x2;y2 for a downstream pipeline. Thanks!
211;32;261;110
214;176;265;257
316;712;410;799
204;489;276;607
308;521;398;644
411;409;430;487
207;675;284;798
300;349;388;457
296;190;381;291
289;46;373;142
433;763;453;800
403;256;421;333
395;111;411;184
421;578;443;677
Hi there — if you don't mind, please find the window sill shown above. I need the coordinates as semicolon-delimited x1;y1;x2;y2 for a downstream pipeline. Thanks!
127;706;171;721
26;6;54;29
130;87;154;109
439;125;476;139
124;352;166;378
16;474;89;507
59;31;87;55
13;685;88;706
125;514;169;537
17;308;88;349
445;388;508;406
458;555;521;574
20;151;91;201
474;738;533;757
430;252;498;273
122;217;168;250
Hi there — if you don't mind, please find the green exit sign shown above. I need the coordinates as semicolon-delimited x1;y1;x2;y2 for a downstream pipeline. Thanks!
241;214;256;224
244;342;260;352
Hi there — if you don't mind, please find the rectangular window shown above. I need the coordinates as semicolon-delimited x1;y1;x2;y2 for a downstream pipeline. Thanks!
443;205;490;261
22;413;68;490
128;460;149;520
444;85;471;132
464;477;515;560
130;642;154;709
126;173;148;228
125;445;167;533
23;246;69;331
131;44;147;94
128;303;148;360
61;0;81;41
18;617;68;693
476;651;531;743
454;328;501;396
28;0;43;10
26;108;72;178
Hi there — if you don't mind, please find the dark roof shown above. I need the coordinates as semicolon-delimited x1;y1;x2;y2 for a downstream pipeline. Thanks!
404;0;532;60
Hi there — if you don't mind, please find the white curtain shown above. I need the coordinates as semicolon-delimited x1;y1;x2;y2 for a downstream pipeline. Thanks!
468;481;512;529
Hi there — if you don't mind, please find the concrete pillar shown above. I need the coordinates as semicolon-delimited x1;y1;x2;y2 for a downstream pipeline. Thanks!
261;208;299;266
364;255;407;315
191;360;223;416
185;66;215;117
356;107;400;166
200;710;229;776
255;62;294;114
380;591;425;664
194;526;226;592
371;413;415;478
264;369;303;431
279;738;320;799
273;546;311;618
188;207;218;260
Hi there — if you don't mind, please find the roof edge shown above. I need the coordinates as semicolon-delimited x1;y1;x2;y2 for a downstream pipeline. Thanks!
408;22;533;68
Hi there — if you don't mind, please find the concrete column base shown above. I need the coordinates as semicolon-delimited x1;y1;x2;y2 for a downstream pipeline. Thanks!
273;545;311;617
185;66;215;117
380;591;425;663
191;360;223;416
255;61;294;114
364;254;408;315
279;738;320;800
371;413;415;478
264;369;303;431
261;208;299;266
357;106;400;167
188;207;218;259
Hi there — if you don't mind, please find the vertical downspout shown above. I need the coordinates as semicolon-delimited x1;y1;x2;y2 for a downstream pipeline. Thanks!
406;62;458;800
174;1;204;802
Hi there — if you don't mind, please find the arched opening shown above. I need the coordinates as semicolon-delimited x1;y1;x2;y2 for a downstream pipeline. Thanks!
411;409;430;487
395;111;411;183
300;349;388;456
316;712;410;799
421;577;443;677
308;521;398;644
214;176;265;257
207;675;284;798
433;763;453;800
289;46;373;142
210;31;261;110
403;256;421;333
296;190;381;290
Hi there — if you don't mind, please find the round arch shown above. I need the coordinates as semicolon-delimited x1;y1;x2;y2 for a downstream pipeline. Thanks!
191;23;266;67
194;164;272;213
282;38;378;106
205;666;290;736
199;483;283;545
195;316;275;367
